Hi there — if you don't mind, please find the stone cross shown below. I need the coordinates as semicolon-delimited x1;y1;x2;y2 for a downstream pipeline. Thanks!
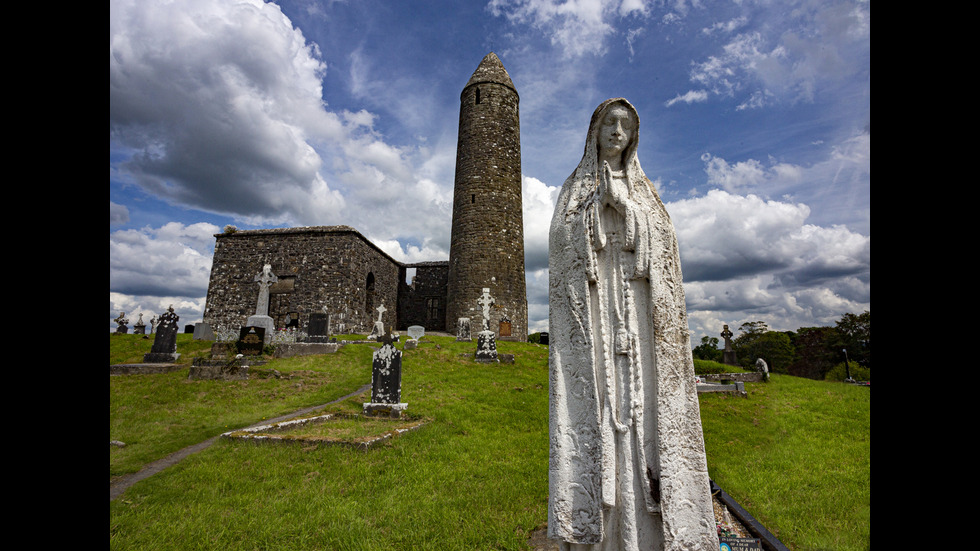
375;304;387;324
477;288;494;331
721;324;734;351
144;305;180;362
253;264;278;316
114;311;129;333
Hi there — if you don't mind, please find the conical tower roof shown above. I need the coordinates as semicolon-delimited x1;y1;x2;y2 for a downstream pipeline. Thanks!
463;52;517;95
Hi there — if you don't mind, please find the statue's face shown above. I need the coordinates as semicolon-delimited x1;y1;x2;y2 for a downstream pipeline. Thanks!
597;105;633;157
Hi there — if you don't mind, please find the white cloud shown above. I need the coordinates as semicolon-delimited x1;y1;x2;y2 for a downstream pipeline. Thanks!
667;189;869;336
665;89;709;107
522;175;561;271
110;222;220;298
688;1;870;106
487;0;629;57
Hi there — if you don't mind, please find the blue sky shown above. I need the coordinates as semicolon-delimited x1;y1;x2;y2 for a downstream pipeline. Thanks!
110;0;870;339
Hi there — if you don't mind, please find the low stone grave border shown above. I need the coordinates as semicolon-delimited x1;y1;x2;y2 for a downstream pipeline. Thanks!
701;372;765;383
221;412;430;450
697;380;748;397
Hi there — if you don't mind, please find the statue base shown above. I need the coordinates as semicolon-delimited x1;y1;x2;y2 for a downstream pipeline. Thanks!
246;315;275;344
362;403;408;418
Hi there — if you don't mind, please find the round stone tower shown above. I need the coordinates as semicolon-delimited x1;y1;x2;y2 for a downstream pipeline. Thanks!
446;52;528;341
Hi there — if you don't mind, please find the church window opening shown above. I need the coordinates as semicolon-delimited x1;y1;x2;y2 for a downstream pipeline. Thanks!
365;272;376;314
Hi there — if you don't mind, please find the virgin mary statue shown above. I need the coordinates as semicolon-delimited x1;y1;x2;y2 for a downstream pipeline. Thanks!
548;98;718;551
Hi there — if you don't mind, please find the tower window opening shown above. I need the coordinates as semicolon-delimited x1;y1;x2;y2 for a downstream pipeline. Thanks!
472;194;475;204
476;88;481;104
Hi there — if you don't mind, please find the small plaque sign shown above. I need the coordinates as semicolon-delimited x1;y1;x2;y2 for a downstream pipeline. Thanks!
499;319;512;337
719;537;762;551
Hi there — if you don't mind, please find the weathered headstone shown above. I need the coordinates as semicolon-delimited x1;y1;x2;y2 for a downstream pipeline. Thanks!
474;288;498;363
143;306;180;363
722;324;738;366
755;357;770;382
456;317;472;341
246;264;277;344
305;313;330;343
149;315;158;334
539;332;549;345
113;312;129;334
193;322;215;341
367;304;387;340
237;326;265;356
548;99;718;549
363;331;407;417
133;313;146;335
407;325;425;341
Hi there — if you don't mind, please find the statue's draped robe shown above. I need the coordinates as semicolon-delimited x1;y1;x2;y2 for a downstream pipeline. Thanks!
548;99;718;551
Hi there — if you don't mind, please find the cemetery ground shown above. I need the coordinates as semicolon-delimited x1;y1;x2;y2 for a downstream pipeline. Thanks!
110;333;870;550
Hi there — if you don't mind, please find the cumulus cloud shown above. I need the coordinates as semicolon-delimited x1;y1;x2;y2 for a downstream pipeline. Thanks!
667;189;869;337
110;0;349;224
522;175;561;271
110;222;219;298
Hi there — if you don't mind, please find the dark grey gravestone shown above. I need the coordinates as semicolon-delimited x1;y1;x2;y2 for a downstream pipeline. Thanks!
363;332;406;417
539;332;549;345
184;324;194;334
305;313;330;343
237;326;265;356
133;322;146;335
143;307;180;363
193;322;215;340
475;330;498;363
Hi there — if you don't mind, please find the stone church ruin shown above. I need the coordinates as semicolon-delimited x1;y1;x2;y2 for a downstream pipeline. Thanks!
204;53;528;340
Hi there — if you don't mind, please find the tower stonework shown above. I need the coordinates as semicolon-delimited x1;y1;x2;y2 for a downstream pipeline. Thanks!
446;52;528;341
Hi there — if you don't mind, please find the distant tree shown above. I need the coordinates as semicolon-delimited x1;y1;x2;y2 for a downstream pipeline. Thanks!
692;336;721;362
834;311;870;369
788;326;838;379
751;331;795;373
733;321;769;368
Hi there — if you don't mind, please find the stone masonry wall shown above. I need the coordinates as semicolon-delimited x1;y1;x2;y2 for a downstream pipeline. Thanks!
446;64;528;340
397;261;449;331
204;226;400;335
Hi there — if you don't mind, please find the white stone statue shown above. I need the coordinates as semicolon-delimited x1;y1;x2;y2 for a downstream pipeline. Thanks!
548;98;718;550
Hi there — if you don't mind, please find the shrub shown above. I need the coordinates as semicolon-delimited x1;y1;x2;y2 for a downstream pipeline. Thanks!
824;361;870;382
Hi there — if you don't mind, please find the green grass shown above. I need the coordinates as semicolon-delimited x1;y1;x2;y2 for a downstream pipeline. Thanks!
700;375;870;550
110;335;869;550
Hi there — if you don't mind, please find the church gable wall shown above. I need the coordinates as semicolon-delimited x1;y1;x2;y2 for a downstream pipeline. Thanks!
203;227;400;335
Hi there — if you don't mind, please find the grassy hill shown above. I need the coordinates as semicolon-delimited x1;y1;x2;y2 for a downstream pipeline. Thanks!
110;334;869;550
